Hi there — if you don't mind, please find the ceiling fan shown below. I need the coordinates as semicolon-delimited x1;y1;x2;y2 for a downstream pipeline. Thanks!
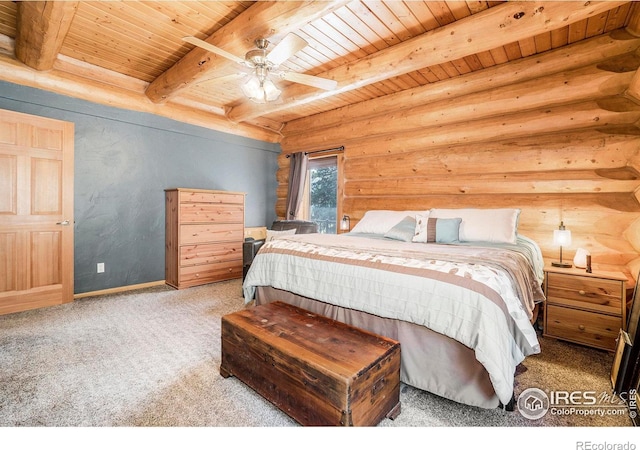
182;33;338;104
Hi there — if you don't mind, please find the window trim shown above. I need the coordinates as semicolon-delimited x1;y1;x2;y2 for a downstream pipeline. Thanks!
297;153;344;233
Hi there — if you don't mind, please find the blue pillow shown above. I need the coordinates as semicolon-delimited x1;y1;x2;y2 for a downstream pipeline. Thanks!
429;217;462;244
384;216;416;242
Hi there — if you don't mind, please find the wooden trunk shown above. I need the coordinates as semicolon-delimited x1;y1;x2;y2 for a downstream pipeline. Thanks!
220;301;401;426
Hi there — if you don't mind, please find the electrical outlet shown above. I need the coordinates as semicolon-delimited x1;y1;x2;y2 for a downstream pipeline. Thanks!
97;262;105;273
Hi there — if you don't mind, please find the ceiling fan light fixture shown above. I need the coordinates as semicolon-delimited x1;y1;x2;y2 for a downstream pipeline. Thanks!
262;78;281;102
242;76;281;104
184;33;335;103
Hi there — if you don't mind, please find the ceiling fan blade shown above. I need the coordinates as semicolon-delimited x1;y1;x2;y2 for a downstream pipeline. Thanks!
280;72;338;91
266;33;308;66
182;36;245;65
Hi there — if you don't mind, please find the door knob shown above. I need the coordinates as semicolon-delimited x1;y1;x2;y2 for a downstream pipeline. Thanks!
56;220;70;226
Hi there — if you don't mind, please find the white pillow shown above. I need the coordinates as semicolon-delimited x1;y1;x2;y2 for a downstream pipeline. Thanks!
429;208;520;244
412;213;430;243
266;229;296;242
351;210;428;235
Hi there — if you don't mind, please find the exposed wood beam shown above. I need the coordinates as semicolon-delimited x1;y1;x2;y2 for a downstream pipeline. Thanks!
282;31;640;142
227;0;629;123
145;0;350;104
0;48;280;143
15;1;78;71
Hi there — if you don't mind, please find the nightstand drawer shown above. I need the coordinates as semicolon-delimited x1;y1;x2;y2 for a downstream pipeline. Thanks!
545;304;621;351
546;272;623;316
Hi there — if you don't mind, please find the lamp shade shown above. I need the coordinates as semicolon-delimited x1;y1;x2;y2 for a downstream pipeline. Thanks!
262;78;281;102
553;228;572;247
241;76;261;99
242;76;281;103
551;221;572;268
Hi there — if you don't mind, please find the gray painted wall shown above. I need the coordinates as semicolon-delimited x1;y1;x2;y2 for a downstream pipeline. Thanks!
0;81;280;294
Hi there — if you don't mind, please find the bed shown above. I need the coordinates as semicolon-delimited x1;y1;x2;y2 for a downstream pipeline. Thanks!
242;208;546;410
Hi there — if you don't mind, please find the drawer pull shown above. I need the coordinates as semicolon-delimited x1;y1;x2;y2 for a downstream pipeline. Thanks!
578;324;585;331
579;290;586;296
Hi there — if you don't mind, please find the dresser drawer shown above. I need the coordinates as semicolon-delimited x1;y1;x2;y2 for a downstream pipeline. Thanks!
545;304;621;351
179;190;244;205
180;242;241;267
178;260;243;288
180;224;243;245
179;203;244;224
545;272;623;316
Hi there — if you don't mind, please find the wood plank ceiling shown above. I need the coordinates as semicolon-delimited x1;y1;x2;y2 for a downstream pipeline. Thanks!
0;1;637;143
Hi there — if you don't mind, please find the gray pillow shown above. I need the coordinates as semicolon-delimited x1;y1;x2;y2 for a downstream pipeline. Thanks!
384;216;416;242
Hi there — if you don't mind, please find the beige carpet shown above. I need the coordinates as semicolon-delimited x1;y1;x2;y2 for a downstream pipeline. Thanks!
0;279;634;434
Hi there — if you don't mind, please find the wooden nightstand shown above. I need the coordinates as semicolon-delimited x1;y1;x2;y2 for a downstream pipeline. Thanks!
543;266;627;352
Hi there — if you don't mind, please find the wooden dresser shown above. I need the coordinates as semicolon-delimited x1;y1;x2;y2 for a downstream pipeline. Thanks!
543;266;627;351
165;188;245;289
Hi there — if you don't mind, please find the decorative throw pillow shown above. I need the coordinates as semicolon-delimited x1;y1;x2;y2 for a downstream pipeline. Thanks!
413;216;461;244
266;229;296;242
384;216;416;242
428;217;462;244
412;213;431;243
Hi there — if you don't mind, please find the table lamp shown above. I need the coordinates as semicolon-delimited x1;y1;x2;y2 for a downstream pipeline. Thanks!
551;221;572;268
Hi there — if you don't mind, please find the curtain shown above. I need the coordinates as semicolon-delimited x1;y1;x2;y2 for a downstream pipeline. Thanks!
285;151;308;220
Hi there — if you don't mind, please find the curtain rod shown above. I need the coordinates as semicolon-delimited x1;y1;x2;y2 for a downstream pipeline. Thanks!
286;146;344;157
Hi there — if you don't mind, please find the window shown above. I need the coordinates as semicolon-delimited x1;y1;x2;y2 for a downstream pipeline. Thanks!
299;155;338;233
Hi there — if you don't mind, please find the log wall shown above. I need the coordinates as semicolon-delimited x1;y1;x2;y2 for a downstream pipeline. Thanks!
277;30;640;281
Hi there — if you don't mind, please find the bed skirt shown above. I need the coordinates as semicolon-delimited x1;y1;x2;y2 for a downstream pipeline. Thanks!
255;286;503;409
